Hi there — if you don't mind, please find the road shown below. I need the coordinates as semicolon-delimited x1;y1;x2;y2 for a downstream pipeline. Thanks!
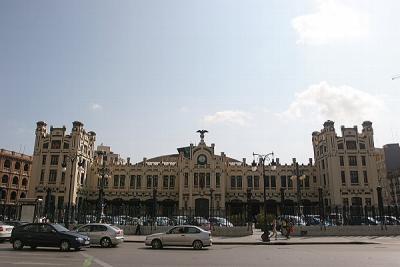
0;242;398;267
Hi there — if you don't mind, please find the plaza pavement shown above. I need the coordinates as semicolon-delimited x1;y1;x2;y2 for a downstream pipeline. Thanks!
124;228;400;245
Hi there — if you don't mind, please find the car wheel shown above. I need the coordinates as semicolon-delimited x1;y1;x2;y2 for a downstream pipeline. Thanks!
192;240;203;250
12;239;24;250
30;246;37;250
75;247;81;251
100;237;112;248
60;240;71;252
151;239;162;249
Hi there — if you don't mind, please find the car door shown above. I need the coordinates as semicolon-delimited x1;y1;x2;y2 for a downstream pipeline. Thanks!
90;225;106;244
162;227;184;246
184;227;201;246
20;224;38;246
37;224;59;247
77;225;92;243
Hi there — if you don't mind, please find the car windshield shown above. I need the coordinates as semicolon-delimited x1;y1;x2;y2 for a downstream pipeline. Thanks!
51;223;69;232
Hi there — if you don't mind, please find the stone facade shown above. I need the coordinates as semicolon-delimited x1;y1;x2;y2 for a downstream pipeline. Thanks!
28;120;384;218
0;149;32;204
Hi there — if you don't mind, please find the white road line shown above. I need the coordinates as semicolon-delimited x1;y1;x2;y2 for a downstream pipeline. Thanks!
80;251;114;267
0;261;66;266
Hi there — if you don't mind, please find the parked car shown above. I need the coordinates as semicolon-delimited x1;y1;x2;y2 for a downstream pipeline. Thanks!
278;215;306;226
349;216;379;225
186;217;210;230
145;225;212;249
0;222;14;242
155;217;175;226
209;217;234;227
172;216;188;225
381;216;400;225
11;223;90;251
76;223;124;248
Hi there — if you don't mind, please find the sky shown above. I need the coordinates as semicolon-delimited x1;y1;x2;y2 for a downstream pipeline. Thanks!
1;0;400;164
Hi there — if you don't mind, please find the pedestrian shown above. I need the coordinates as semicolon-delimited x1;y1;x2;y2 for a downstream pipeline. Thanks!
270;218;278;240
135;222;142;235
282;218;290;239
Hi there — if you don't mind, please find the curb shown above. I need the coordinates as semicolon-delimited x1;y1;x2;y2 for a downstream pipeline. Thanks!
123;240;378;245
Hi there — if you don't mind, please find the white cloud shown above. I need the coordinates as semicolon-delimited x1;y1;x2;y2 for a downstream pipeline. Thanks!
292;0;369;45
91;103;103;111
281;81;384;125
203;110;253;126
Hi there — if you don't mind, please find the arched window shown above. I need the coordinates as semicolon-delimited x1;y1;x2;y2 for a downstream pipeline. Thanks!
20;192;26;199
1;175;8;184
1;189;6;199
24;164;29;172
22;178;28;187
14;162;21;170
4;159;11;168
12;176;19;185
10;191;17;201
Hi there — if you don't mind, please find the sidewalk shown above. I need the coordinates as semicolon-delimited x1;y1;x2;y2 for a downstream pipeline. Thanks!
124;229;400;245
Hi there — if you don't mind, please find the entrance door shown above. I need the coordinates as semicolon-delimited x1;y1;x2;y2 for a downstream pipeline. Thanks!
195;198;209;218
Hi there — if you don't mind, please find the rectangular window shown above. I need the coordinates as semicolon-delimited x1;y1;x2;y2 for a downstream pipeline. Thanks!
170;175;175;188
57;196;64;209
321;160;325;169
280;176;287;188
288;176;293;188
350;171;359;185
194;173;199;187
361;156;366;166
365;198;371;206
340;156;344;166
216;173;221;188
147;175;152;188
270;176;276;188
114;175;119;188
51;140;61;149
63;142;69;149
43;142;49;149
343;198;349;206
338;143;344;149
323;174;326;186
254;176;259;189
231;176;236;189
184;173;189;188
163;175;169;189
48;170;57;184
42;155;47;165
359;143;366;149
40;169;45;184
61;172;65;184
153;175;158;188
119;175;125;188
130;175;136;188
363;171;368;184
305;176;310;188
50;155;59;165
348;156;357;166
199;173;205;188
237;176;242;189
341;171;346;185
313;176;317;184
346;141;357;150
247;176;253;188
206;173;210;188
136;175;141;188
264;176;269;188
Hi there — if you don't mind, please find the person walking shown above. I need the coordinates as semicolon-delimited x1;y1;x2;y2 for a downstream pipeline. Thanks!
270;218;278;240
135;222;142;235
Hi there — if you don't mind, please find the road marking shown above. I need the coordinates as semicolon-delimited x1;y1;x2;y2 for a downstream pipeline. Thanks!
0;261;66;266
80;251;114;267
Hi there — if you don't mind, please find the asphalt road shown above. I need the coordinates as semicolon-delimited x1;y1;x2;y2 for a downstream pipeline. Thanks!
0;242;398;267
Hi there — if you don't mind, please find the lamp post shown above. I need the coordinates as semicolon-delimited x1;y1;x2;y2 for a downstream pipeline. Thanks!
153;188;157;226
95;151;110;223
252;152;276;242
290;161;306;222
210;188;215;219
61;154;84;229
246;187;252;225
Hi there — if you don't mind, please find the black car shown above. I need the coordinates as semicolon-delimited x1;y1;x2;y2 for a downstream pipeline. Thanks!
11;223;90;251
3;221;29;227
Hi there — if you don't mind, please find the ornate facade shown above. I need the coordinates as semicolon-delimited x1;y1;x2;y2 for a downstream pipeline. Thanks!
28;120;383;218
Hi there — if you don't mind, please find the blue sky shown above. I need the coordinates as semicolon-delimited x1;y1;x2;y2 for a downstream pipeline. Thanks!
1;0;400;164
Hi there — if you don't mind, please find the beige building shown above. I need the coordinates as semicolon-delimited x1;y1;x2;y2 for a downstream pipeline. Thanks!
312;120;380;208
0;149;31;205
28;120;384;219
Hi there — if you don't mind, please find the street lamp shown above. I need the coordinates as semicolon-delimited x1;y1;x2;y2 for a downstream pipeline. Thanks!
252;152;276;242
153;188;157;226
210;188;215;219
61;155;84;229
246;188;252;226
96;151;110;223
290;161;306;222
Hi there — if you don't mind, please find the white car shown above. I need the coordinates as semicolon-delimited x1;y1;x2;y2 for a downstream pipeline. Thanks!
0;222;14;242
145;225;212;250
76;223;124;248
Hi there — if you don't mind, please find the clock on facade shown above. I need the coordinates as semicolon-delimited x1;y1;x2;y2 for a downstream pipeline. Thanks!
197;154;207;165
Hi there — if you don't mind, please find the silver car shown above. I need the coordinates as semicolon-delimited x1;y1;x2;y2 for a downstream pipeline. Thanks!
76;223;124;248
145;225;212;250
0;222;13;242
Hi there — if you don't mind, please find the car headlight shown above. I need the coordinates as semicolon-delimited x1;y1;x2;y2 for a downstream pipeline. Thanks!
76;237;84;242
